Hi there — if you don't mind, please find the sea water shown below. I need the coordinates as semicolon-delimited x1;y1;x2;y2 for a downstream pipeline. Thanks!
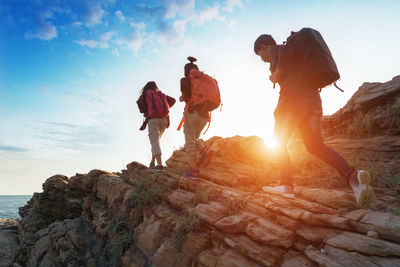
0;195;32;219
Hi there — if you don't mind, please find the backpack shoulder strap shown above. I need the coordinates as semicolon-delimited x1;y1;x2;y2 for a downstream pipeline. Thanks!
150;91;158;112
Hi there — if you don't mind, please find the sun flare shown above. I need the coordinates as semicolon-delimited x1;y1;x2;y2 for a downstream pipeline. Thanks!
265;137;277;150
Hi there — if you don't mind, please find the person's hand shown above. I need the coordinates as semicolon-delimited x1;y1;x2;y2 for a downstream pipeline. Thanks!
269;72;279;83
179;95;184;102
269;68;283;84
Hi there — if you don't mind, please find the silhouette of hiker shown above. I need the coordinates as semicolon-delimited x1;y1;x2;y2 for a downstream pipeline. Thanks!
254;31;374;207
179;57;213;179
137;81;175;171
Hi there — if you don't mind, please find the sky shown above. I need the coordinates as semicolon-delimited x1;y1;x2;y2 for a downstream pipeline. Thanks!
1;0;399;195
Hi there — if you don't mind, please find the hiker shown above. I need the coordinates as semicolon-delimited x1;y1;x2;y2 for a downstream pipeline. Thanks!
179;56;218;179
254;28;374;207
137;81;176;170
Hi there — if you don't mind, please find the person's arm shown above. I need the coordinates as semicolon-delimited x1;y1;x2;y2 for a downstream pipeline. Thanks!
180;78;191;102
166;95;176;107
269;46;293;84
269;68;284;83
137;94;147;115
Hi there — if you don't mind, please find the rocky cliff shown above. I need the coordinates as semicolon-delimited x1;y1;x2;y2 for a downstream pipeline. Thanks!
2;76;400;267
322;75;400;189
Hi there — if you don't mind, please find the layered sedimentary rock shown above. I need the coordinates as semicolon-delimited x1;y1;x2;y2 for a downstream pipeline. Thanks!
12;135;400;266
322;75;400;169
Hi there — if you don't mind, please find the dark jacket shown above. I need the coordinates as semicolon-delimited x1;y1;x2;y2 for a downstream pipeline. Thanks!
270;45;322;118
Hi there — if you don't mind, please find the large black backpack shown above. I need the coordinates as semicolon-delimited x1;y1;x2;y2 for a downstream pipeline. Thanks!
286;28;341;90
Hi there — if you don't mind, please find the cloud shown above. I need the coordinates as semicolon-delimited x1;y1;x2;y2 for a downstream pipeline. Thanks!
82;1;105;27
24;10;57;41
99;31;114;42
126;22;146;52
112;48;120;56
75;39;98;48
164;0;195;18
115;10;125;22
72;21;83;27
223;0;243;12
156;19;186;45
37;121;111;152
228;19;238;31
0;145;28;152
131;2;192;46
75;31;115;49
195;5;221;26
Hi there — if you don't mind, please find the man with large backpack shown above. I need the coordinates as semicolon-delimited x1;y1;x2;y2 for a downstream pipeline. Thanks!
179;57;220;179
254;28;374;207
137;81;175;170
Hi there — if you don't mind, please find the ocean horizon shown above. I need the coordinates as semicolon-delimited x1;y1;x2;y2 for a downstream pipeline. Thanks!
0;195;32;220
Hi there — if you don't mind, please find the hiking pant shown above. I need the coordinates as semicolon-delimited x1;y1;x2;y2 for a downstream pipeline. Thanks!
184;111;208;156
274;114;353;185
148;117;168;156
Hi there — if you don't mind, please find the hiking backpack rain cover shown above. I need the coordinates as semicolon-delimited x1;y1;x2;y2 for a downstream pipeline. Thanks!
146;90;169;118
189;69;221;111
286;28;340;89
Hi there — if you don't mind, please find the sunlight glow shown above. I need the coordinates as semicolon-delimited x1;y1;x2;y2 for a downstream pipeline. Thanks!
265;137;277;150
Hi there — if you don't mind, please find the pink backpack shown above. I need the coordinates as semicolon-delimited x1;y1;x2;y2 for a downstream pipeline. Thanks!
146;90;169;118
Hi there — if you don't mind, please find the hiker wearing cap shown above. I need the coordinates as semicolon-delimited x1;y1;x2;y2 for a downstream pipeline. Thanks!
254;29;374;207
137;81;175;171
179;57;217;179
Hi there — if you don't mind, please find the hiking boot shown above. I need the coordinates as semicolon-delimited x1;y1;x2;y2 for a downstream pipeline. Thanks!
262;185;295;198
351;170;374;208
155;165;163;171
184;169;199;181
149;162;155;169
199;147;213;168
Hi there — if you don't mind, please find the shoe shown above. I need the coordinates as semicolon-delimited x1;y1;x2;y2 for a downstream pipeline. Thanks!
199;147;213;168
262;185;295;198
353;170;374;208
155;165;163;171
149;162;161;172
184;169;200;180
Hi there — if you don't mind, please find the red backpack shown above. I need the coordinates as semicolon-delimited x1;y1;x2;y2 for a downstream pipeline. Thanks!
189;69;221;111
177;69;221;132
146;90;169;118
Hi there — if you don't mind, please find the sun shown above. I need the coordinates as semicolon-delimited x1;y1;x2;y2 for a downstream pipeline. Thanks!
265;137;277;150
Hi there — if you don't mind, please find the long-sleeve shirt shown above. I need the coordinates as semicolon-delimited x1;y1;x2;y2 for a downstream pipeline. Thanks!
270;45;322;119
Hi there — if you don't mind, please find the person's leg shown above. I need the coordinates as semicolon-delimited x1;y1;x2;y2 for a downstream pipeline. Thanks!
192;113;213;167
150;155;156;168
299;115;374;207
263;112;297;197
274;113;297;186
155;155;162;167
155;117;169;167
299;115;353;177
148;118;162;168
184;112;200;175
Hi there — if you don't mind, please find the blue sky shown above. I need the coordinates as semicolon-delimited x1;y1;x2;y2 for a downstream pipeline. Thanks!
1;0;399;194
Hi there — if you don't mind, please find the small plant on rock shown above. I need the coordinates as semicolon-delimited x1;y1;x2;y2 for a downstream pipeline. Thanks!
109;216;133;266
171;214;200;251
131;173;171;207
